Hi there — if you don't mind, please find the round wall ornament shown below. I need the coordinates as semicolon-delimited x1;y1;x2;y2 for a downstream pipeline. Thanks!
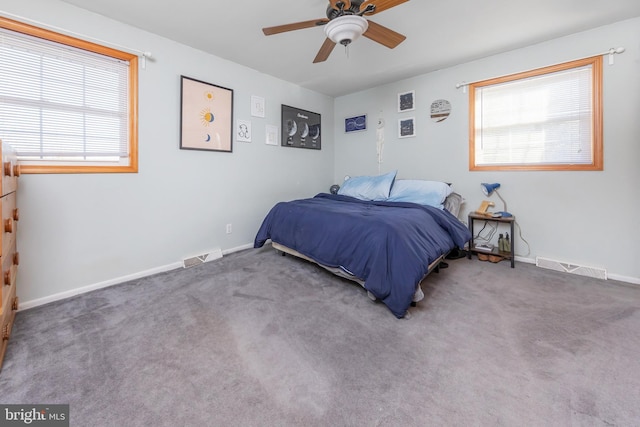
430;99;451;122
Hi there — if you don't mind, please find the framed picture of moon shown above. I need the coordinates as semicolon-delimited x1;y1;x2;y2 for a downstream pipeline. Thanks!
180;75;233;152
281;104;321;150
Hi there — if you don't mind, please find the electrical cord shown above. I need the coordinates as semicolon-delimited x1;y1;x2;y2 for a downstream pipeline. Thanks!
514;220;531;257
473;220;497;244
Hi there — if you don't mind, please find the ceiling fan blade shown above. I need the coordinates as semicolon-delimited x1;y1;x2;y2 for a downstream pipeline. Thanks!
363;20;406;49
360;0;409;15
313;38;337;63
263;18;328;36
329;0;352;9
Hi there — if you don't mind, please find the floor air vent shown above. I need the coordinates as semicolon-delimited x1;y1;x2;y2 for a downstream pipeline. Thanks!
536;256;607;280
183;248;223;268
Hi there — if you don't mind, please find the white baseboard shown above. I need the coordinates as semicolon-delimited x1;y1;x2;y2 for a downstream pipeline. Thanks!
19;261;183;311
515;256;536;264
222;243;253;255
19;243;255;311
608;273;640;285
517;255;639;285
20;244;638;311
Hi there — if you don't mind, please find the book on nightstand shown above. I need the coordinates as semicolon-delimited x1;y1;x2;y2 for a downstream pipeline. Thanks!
474;244;494;252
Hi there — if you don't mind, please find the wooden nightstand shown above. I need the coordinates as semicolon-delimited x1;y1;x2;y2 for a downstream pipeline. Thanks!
467;212;515;268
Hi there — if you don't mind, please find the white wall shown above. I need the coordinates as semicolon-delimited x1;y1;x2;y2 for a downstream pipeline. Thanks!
3;0;335;305
334;17;640;283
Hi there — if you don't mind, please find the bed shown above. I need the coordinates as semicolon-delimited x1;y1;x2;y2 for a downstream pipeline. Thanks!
253;172;472;318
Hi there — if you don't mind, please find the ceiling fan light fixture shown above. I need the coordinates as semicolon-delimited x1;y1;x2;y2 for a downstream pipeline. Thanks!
324;15;368;46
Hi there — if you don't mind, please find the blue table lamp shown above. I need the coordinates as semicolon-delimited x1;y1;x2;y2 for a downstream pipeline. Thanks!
481;183;512;217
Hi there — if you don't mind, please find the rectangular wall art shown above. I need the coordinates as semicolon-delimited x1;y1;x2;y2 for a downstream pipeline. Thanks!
180;76;234;152
398;90;415;112
398;117;416;138
345;114;367;133
281;105;321;150
236;119;251;142
251;95;265;118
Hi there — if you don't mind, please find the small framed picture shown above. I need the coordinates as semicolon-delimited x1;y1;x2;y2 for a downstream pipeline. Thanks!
236;119;251;142
345;114;367;133
398;117;415;138
251;95;265;118
265;124;279;146
398;90;415;112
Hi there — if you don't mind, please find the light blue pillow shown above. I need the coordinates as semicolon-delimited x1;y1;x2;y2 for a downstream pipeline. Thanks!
387;180;452;209
337;170;397;201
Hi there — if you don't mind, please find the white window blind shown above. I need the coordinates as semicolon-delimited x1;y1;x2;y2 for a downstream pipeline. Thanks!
0;26;130;163
474;64;594;167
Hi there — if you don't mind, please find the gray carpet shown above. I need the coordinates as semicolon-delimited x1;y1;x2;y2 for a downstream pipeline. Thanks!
1;245;639;426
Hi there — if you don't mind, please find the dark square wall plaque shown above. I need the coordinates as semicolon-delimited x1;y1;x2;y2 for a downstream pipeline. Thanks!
281;105;321;150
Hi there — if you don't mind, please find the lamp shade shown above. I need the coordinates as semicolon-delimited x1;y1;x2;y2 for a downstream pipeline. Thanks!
481;182;501;196
324;15;368;46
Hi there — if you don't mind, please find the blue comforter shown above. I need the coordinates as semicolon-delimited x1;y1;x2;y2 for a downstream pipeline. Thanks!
254;193;471;318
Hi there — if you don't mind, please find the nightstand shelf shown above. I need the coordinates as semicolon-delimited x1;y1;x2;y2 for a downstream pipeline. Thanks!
467;212;515;268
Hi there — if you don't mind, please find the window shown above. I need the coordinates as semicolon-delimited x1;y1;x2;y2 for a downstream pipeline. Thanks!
0;17;138;173
469;56;602;171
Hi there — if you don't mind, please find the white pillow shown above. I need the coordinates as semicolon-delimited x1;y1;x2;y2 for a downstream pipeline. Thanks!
387;180;453;209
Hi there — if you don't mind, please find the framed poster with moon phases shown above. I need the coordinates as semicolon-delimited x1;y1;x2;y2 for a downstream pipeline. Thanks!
281;104;321;150
180;75;233;153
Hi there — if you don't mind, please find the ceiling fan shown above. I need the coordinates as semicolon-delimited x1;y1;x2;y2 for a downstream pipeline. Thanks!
262;0;409;63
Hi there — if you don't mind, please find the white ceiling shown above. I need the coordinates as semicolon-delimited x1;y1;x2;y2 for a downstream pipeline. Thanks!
60;0;640;97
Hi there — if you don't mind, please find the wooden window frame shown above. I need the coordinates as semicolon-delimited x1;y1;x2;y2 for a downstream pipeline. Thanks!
0;17;138;174
469;56;603;172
